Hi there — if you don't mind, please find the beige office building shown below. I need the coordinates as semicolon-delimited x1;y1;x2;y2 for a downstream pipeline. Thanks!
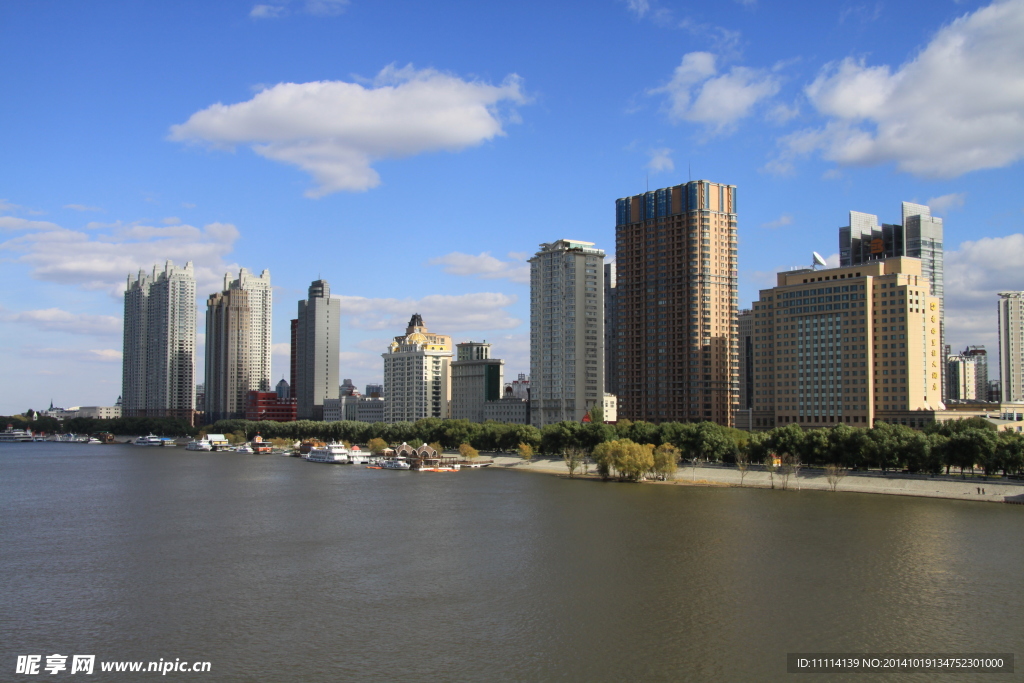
748;257;941;427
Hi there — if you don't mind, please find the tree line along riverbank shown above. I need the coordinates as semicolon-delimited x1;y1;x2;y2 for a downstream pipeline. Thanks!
5;413;1023;479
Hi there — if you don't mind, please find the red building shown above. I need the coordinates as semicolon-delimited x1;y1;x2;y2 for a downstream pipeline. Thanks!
246;391;297;422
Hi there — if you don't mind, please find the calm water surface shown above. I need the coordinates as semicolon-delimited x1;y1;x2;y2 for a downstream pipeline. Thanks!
2;444;1021;681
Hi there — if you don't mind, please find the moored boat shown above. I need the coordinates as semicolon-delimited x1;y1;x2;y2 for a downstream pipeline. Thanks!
306;443;349;463
134;434;164;446
185;438;213;451
0;428;36;443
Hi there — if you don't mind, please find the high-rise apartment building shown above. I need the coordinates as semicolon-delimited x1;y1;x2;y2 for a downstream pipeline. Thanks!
998;292;1024;402
383;314;452;422
122;260;197;421
840;202;945;396
450;341;504;422
529;239;605;427
748;257;941;427
946;346;989;402
614;181;738;425
294;279;341;420
204;268;272;422
604;262;618;395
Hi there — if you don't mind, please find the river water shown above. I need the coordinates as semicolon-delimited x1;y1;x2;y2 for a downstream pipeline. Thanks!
2;444;1021;681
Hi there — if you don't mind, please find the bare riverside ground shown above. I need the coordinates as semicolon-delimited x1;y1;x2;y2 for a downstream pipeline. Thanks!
3;444;1023;682
492;457;1024;503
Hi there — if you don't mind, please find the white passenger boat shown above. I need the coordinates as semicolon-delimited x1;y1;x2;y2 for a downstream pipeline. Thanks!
0;428;35;443
134;434;164;446
378;456;411;470
233;444;254;454
185;438;213;451
86;437;103;445
305;443;349;463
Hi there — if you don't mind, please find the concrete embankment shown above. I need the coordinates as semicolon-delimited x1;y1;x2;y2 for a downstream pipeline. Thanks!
487;456;1024;504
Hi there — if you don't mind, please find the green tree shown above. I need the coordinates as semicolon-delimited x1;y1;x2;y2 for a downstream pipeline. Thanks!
652;443;680;480
367;437;388;454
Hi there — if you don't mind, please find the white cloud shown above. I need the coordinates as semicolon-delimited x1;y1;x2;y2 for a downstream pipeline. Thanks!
305;0;349;15
64;204;103;212
653;52;779;132
926;192;966;214
428;251;530;284
944;233;1024;351
334;292;521;332
777;0;1024;178
19;347;122;363
4;308;121;336
170;65;527;197
760;213;794;229
0;217;241;296
646;148;675;173
625;0;650;17
0;216;61;232
250;4;285;18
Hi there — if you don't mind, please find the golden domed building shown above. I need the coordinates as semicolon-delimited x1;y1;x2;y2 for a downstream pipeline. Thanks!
382;314;453;422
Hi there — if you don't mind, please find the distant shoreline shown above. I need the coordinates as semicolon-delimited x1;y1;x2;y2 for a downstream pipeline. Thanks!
486;456;1024;504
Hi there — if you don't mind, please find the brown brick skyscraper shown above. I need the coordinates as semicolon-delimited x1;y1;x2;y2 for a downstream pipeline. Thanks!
614;180;738;425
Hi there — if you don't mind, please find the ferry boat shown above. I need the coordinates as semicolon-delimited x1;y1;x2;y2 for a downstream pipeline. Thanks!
376;456;411;470
306;443;349;463
0;428;35;443
185;438;213;451
133;435;164;446
233;444;254;454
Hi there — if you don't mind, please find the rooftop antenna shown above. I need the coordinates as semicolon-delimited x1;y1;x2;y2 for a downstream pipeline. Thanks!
811;252;827;270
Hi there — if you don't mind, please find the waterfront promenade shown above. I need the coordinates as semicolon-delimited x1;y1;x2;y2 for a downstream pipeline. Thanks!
490;456;1024;503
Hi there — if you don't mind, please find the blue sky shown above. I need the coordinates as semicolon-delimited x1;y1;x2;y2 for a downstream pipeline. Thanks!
2;0;1023;414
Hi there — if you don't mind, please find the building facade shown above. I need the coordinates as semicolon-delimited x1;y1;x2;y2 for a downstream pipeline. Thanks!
204;268;272;423
450;342;504;422
946;346;989;402
294;280;341;420
998;292;1024;402
382;314;452;423
614;181;739;425
245;391;297;422
357;397;385;423
604;262;618;395
122;261;197;421
529;239;606;427
748;257;942;427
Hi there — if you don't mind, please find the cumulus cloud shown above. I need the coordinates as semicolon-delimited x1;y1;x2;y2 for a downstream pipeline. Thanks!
334;292;521;332
646;147;674;173
926;192;966;214
653;52;779;133
170;65;527;197
944;233;1024;351
760;213;794;229
775;0;1024;178
0;217;241;296
427;251;530;284
4;309;121;336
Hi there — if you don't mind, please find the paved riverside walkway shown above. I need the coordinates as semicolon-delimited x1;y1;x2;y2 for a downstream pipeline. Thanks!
486;456;1024;504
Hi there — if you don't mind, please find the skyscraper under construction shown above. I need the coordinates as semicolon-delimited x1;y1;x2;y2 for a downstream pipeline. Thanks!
614;180;738;425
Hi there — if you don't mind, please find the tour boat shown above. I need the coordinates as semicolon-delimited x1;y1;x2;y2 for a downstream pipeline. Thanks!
378;456;411;470
133;435;164;446
233;444;254;454
0;428;35;443
305;443;349;463
185;438;213;451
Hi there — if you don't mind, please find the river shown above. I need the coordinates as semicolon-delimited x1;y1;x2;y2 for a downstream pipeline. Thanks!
2;443;1021;681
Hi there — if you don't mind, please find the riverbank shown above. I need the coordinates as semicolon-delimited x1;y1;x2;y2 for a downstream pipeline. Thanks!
487;456;1024;504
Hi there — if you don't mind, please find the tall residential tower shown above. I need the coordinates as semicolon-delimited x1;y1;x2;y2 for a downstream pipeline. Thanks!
294;279;341;420
383;314;452;422
204;268;272;422
998;292;1024;402
529;240;606;427
122;261;197;421
614;181;738;425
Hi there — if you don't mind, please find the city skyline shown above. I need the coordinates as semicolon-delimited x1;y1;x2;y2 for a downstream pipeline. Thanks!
2;1;1024;414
